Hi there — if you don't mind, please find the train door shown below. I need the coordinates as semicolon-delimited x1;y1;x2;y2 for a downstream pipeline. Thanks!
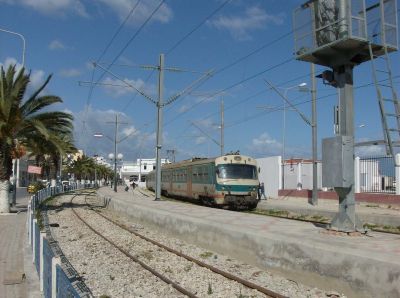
168;170;173;194
187;166;192;197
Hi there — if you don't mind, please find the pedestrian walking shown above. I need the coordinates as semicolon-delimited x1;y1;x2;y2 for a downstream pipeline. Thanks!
260;182;267;200
130;181;137;196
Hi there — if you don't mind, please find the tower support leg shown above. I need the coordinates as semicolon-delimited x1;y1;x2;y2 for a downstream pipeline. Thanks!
330;65;363;232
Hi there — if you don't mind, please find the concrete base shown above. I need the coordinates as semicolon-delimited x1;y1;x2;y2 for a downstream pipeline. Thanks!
98;187;400;298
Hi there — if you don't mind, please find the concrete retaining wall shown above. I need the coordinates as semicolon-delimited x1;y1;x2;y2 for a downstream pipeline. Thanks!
101;195;400;298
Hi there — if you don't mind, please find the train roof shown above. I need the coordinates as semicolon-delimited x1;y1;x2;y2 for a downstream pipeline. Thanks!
160;153;257;170
162;157;215;169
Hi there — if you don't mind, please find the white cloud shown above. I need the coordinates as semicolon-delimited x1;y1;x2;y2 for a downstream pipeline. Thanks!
102;76;145;97
59;68;82;78
1;57;23;71
195;136;207;145
122;126;137;137
248;132;282;156
1;57;50;97
63;108;73;115
98;0;172;25
177;105;189;114
73;107;159;160
208;6;284;40
1;0;89;17
49;40;66;50
29;70;47;91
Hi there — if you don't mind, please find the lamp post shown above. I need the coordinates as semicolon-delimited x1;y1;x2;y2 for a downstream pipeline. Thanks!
108;153;123;192
1;28;26;207
281;82;307;190
0;28;26;67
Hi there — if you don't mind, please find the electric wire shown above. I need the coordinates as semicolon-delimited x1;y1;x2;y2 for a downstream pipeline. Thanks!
92;0;166;95
165;0;232;55
164;57;295;126
121;0;232;112
224;74;400;129
81;0;142;149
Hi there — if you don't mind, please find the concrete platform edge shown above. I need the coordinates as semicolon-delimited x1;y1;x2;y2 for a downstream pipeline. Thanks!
98;191;400;298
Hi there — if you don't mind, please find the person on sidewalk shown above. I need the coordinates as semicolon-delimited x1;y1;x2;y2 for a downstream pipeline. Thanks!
260;182;267;200
131;181;137;195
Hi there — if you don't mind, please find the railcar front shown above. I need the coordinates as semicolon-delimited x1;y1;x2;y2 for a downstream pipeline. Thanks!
214;154;259;209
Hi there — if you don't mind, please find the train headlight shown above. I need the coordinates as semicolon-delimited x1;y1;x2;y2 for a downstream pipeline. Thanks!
221;186;225;190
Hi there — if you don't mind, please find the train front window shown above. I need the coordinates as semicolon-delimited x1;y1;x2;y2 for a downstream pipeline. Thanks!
216;164;257;179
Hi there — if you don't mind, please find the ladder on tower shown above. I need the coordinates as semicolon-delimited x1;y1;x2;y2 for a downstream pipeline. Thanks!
368;2;400;164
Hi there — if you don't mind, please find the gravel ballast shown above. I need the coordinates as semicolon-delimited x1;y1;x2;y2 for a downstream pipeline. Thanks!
46;192;345;298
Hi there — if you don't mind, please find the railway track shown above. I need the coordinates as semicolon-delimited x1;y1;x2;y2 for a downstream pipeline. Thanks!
64;190;287;298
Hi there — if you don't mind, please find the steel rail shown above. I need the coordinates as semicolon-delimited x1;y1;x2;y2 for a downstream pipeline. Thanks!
88;196;287;298
70;193;199;298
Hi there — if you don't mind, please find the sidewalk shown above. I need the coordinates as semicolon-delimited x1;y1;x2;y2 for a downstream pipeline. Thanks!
0;188;41;298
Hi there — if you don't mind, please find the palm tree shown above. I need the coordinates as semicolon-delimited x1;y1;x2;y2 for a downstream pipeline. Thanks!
0;64;74;213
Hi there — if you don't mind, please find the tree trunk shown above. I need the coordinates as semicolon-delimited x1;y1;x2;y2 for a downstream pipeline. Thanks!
0;180;10;213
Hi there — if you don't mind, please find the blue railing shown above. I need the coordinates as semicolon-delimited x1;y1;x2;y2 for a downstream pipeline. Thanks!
27;182;93;298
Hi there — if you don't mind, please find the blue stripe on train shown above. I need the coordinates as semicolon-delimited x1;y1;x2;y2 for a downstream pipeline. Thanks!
215;184;257;192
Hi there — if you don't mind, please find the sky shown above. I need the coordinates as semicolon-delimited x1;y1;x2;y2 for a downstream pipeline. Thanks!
1;0;400;163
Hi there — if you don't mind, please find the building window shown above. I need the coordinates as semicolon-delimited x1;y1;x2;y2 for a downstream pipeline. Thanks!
144;165;147;170
153;166;156;170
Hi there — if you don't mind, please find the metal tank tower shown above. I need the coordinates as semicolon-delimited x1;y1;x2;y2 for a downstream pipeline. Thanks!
293;0;398;231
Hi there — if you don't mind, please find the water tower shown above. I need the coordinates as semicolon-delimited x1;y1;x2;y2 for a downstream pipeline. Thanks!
293;0;398;232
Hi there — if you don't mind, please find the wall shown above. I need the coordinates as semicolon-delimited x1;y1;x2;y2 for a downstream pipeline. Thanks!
256;156;281;198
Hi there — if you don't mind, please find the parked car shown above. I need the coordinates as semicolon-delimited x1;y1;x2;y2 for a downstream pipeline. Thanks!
62;181;70;191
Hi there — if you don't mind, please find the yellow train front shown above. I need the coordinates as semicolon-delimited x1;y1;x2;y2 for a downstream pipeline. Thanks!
146;154;259;210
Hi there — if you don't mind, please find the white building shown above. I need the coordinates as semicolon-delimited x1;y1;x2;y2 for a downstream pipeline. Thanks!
119;158;170;187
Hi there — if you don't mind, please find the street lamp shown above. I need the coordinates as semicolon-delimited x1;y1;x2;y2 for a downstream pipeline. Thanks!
108;153;123;192
0;28;26;67
281;82;308;190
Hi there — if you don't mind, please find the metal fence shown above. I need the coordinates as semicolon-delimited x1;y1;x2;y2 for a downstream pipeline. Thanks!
359;156;395;193
28;182;93;297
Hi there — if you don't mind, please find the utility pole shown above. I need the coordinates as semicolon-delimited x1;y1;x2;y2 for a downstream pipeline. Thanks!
221;98;224;156
93;56;212;201
154;54;164;201
114;114;118;192
104;114;128;192
311;63;318;206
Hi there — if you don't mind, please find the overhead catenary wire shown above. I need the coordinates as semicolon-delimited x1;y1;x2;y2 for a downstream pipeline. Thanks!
84;0;142;109
165;0;232;55
171;72;400;148
91;0;166;97
121;0;233;112
224;74;400;129
81;0;143;149
120;2;311;119
164;57;295;127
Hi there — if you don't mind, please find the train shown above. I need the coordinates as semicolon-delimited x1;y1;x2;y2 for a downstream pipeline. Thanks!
146;153;260;209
